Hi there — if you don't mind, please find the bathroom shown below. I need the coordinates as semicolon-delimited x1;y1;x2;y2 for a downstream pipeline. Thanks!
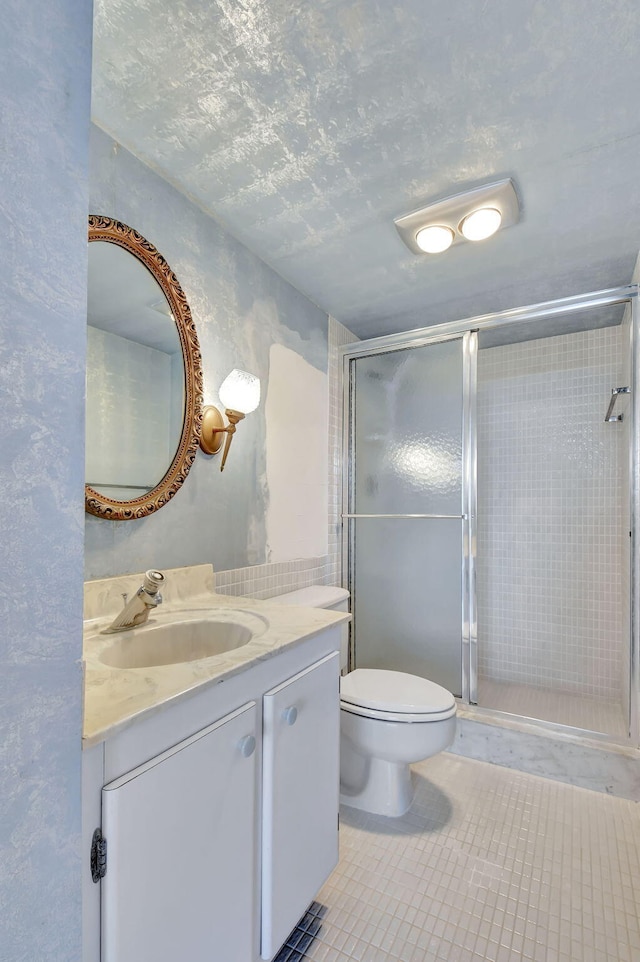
3;1;640;961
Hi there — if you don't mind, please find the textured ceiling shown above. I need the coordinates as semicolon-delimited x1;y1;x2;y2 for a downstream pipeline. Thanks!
92;0;640;338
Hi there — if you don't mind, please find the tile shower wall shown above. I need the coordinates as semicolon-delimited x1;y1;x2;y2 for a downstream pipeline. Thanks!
477;326;628;698
619;304;632;726
328;317;359;586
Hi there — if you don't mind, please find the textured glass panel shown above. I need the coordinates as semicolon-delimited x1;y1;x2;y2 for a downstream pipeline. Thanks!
353;519;462;695
352;339;463;516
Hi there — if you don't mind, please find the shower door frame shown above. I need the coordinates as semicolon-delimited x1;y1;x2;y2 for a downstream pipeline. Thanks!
341;284;639;746
342;329;476;700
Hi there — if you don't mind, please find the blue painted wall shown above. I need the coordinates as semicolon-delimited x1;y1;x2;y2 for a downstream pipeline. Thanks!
85;124;329;578
0;1;92;959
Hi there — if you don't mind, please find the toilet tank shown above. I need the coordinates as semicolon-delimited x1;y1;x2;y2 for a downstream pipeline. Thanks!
269;586;350;671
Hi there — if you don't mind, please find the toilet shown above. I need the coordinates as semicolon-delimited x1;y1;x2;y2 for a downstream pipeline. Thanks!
272;585;456;818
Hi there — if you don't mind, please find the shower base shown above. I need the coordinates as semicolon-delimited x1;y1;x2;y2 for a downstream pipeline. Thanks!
476;678;628;739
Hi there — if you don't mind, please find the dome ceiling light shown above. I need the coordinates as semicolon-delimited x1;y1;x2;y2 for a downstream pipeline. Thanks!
460;207;502;241
394;178;519;255
415;225;454;253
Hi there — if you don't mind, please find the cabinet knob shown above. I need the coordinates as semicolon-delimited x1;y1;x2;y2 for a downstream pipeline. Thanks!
282;706;298;726
238;734;256;758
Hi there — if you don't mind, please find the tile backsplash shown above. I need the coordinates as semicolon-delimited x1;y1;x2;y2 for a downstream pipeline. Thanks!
215;556;333;600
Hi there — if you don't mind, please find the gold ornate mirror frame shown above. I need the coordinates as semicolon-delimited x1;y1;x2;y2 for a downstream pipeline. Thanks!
85;215;203;520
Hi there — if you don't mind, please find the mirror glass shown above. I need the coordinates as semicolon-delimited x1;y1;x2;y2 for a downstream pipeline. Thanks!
86;240;185;502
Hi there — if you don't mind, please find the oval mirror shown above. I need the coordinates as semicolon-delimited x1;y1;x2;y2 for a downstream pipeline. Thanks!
85;216;203;520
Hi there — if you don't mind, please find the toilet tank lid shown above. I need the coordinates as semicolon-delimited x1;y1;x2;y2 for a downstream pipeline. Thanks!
270;585;350;609
340;669;455;715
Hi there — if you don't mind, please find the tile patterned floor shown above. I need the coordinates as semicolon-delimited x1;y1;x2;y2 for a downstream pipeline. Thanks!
275;754;640;962
477;679;628;739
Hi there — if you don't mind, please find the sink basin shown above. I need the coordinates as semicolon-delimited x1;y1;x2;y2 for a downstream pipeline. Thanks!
98;610;269;669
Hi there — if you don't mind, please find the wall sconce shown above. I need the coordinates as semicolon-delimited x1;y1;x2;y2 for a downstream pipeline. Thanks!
199;369;261;471
394;178;520;255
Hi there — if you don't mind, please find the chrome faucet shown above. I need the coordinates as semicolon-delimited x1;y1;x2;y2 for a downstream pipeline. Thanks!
104;570;165;633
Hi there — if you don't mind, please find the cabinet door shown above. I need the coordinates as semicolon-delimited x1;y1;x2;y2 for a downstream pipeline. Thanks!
261;652;340;959
101;702;258;962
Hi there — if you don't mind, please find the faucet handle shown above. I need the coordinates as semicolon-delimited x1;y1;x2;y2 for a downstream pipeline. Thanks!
143;570;165;594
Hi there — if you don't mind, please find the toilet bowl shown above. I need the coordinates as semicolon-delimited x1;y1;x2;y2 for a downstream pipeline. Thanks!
340;668;456;816
271;586;456;818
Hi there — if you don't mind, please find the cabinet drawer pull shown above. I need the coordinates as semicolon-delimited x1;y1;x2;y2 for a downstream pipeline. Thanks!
238;734;256;757
282;706;298;726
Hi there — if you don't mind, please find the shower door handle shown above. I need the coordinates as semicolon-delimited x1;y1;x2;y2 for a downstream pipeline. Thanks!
604;386;630;422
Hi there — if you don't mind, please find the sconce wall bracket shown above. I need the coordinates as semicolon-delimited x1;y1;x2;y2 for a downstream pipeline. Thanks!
199;405;246;471
200;405;226;455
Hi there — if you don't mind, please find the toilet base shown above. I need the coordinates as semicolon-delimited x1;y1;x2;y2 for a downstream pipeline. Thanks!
340;757;414;818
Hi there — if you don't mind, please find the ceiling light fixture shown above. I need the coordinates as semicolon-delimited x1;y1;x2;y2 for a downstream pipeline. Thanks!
394;178;519;255
415;225;454;254
460;207;502;241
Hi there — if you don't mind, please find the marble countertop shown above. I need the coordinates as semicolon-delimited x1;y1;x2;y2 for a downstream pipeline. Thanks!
83;576;349;748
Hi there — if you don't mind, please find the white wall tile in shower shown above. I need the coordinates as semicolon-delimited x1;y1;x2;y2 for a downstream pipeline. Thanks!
477;325;629;700
328;317;359;586
619;304;632;726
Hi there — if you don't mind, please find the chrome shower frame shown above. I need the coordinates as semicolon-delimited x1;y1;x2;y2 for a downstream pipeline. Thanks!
340;285;639;747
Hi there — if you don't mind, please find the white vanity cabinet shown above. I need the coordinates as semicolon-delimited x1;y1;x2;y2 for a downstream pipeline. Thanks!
101;702;259;962
261;652;340;959
83;628;342;962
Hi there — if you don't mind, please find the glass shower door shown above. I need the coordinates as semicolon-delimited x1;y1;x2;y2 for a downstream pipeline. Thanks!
347;334;471;697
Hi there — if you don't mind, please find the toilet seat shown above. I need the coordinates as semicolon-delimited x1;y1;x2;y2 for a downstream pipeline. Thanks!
340;702;456;722
340;669;456;723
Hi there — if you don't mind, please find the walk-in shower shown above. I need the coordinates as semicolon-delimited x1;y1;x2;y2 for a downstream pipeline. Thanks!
341;287;638;745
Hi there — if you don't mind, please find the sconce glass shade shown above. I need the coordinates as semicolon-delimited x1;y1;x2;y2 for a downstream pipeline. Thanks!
460;207;502;241
219;369;260;414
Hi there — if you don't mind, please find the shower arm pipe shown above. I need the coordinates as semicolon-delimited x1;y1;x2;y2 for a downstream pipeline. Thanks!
342;513;467;520
604;386;630;422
